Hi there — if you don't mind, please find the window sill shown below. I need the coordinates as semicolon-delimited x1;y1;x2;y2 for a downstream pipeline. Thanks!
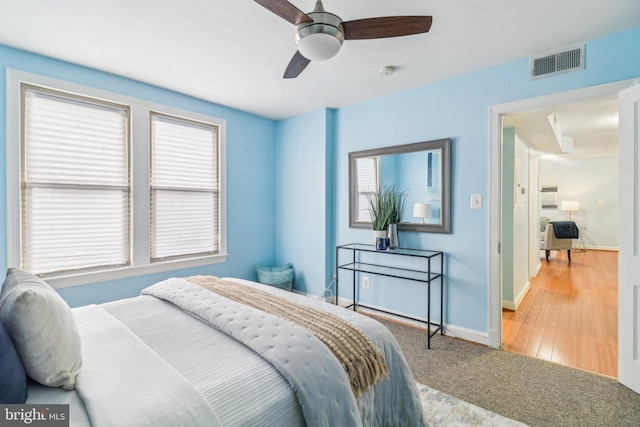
44;253;229;289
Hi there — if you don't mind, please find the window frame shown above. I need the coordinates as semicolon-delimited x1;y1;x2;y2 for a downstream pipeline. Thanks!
21;84;132;276
149;111;221;262
6;69;227;289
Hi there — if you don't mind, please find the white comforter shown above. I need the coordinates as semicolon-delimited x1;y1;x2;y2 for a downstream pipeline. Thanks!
73;305;222;427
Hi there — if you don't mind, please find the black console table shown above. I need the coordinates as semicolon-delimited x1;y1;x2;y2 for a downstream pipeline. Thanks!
335;243;445;348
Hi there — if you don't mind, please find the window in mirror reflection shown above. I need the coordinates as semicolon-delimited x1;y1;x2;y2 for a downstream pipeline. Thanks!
355;157;378;222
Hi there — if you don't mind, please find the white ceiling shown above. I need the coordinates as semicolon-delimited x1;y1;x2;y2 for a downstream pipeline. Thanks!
1;0;639;121
502;94;620;159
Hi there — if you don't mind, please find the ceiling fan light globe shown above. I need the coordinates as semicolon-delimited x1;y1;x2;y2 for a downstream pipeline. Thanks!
295;10;344;62
297;30;343;61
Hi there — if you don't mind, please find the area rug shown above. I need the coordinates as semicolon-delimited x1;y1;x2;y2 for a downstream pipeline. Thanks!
417;382;527;426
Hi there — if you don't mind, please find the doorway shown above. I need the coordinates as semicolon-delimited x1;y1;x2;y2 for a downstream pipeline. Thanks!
499;95;619;377
486;80;638;373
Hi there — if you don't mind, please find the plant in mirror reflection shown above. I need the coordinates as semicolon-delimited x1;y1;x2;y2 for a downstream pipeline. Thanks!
366;184;407;231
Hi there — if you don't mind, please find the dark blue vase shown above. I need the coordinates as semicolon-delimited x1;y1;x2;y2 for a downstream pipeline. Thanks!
376;237;389;251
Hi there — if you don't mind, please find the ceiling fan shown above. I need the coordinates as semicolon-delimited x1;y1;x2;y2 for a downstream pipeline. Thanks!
254;0;433;78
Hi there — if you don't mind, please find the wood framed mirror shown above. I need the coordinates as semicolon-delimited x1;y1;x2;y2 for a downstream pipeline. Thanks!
349;138;451;233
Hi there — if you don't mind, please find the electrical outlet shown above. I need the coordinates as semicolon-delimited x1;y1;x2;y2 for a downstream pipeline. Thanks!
362;277;370;289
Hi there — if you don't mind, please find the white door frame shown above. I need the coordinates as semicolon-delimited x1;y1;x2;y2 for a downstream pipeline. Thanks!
487;78;639;349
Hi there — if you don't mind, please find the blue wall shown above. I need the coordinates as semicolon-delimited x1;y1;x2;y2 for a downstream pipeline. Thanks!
274;109;336;296
0;45;278;306
280;27;640;336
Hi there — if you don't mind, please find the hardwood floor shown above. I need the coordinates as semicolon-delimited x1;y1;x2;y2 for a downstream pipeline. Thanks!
502;249;618;378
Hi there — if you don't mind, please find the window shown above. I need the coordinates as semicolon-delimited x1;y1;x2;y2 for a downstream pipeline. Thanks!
21;86;130;276
150;113;219;260
7;70;227;288
355;156;378;221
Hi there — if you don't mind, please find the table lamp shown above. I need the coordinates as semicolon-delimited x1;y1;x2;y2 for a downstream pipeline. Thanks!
413;203;432;224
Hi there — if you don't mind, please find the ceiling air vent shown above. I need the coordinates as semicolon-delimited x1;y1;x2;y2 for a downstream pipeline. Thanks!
530;44;585;79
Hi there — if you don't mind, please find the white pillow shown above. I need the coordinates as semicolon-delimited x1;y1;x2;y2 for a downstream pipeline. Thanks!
0;268;82;390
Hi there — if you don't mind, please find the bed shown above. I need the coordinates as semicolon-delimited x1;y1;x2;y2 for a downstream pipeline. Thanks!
0;268;426;427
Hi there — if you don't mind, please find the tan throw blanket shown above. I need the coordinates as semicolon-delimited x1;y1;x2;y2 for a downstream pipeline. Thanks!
186;276;388;397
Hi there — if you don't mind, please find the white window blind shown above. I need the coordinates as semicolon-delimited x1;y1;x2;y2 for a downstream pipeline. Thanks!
22;86;130;275
356;156;378;222
150;113;219;260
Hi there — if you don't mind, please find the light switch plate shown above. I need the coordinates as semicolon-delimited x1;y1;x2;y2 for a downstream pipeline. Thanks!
471;194;482;209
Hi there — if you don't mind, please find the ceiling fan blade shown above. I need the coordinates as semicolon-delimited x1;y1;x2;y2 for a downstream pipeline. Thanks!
283;51;311;79
254;0;312;25
343;16;432;40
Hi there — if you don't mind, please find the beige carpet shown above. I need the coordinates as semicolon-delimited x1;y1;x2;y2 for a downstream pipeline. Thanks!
378;318;640;427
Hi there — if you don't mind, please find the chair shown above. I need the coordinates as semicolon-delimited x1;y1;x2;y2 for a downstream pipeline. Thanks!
540;221;576;262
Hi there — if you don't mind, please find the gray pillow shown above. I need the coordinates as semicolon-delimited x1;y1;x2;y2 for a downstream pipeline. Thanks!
0;268;82;390
540;217;550;232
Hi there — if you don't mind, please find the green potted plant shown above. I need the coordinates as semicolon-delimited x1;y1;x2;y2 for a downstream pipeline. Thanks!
367;184;407;248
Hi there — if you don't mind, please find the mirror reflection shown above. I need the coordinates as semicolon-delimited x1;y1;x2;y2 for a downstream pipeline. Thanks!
349;138;451;233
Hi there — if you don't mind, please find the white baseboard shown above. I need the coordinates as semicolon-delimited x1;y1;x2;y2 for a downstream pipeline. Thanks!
502;280;531;311
582;245;618;251
442;323;489;345
501;300;516;311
